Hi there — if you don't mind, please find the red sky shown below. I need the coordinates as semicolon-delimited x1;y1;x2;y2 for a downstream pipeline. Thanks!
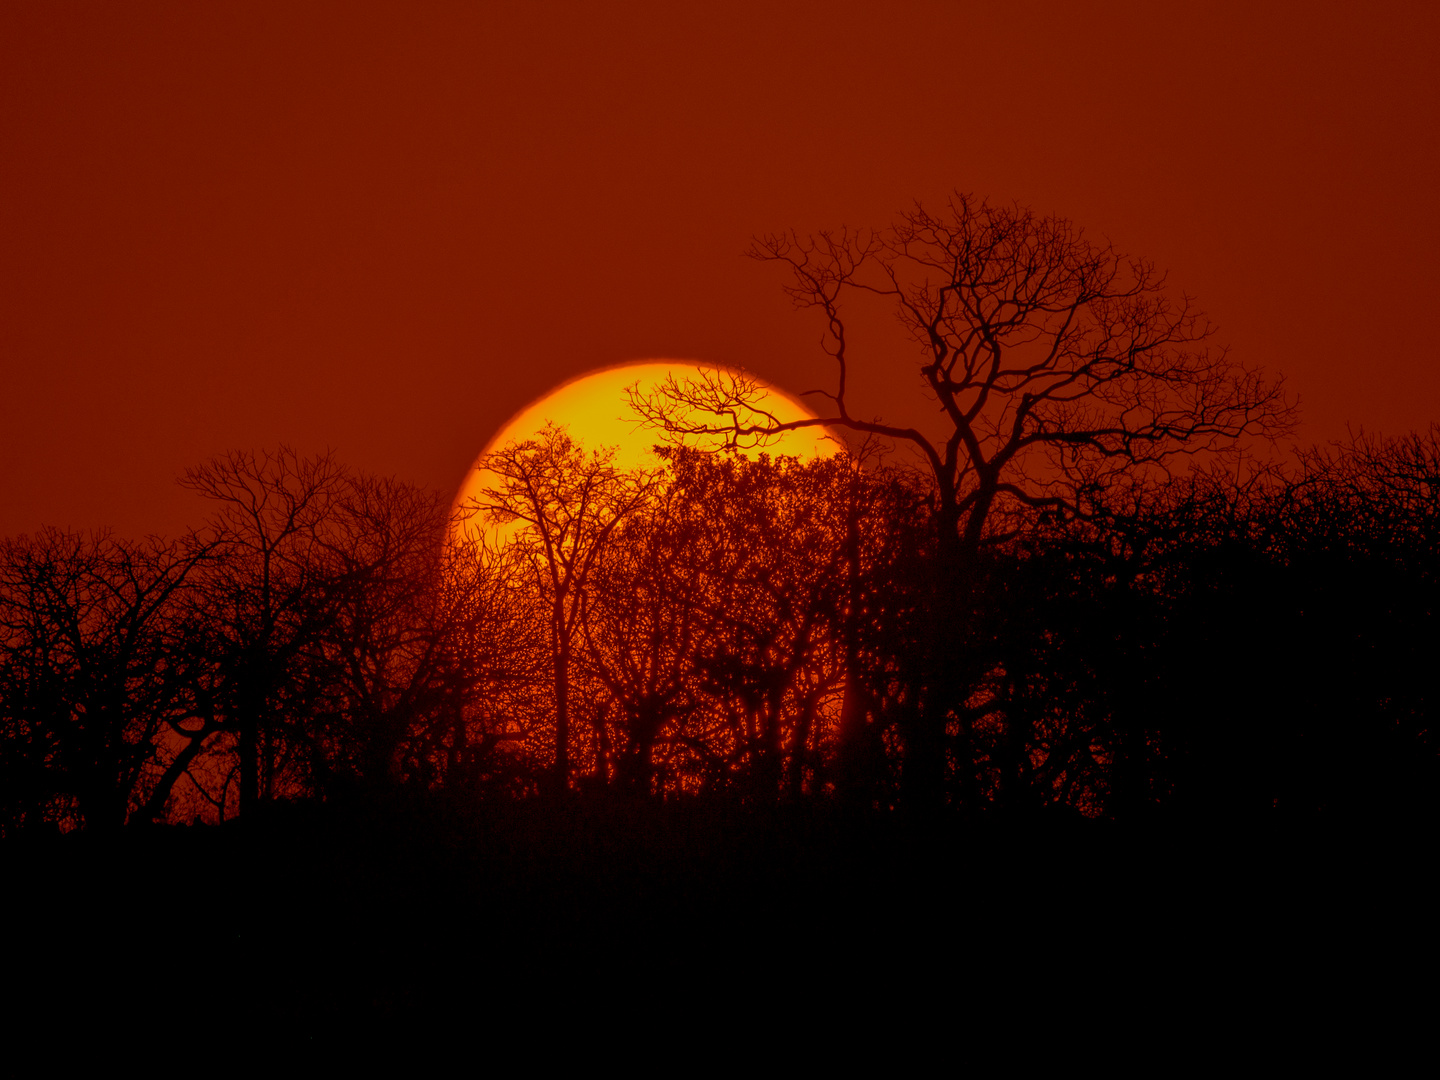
3;1;1437;539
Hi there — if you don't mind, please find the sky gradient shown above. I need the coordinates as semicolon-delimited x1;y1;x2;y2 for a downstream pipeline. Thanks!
3;0;1436;539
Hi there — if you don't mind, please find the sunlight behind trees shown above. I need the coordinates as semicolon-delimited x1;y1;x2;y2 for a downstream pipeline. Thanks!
450;361;839;545
1;200;1434;834
2;427;1438;831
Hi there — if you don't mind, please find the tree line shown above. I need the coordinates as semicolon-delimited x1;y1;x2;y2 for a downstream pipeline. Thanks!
1;425;1436;834
3;193;1434;833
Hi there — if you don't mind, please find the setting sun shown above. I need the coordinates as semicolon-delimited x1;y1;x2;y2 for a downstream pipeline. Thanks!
451;360;838;540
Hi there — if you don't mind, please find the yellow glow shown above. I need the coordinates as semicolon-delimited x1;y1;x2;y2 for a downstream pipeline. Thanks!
451;360;837;542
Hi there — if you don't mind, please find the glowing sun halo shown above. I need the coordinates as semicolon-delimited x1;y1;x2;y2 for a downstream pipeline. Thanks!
451;361;837;542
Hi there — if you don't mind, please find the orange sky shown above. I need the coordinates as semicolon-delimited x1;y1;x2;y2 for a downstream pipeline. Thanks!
2;1;1437;539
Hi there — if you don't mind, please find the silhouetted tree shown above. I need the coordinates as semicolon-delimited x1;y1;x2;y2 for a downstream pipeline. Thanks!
422;535;546;796
677;452;846;800
581;458;709;795
310;476;548;797
1166;430;1440;821
632;193;1294;811
0;528;211;831
306;475;456;790
7;424;1436;835
466;424;657;797
181;447;346;815
831;457;939;811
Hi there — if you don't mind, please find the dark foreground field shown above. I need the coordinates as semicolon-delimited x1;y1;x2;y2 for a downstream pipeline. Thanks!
2;798;1432;1046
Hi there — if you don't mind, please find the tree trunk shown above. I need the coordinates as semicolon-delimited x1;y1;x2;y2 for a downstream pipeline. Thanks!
836;672;873;812
618;705;661;795
835;467;869;810
137;725;214;824
552;599;570;797
238;709;259;816
447;698;467;787
786;691;819;800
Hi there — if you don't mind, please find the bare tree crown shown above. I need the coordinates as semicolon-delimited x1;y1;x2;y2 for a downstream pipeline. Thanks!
630;193;1294;550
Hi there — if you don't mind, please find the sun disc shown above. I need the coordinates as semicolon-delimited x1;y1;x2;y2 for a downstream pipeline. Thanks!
451;360;837;543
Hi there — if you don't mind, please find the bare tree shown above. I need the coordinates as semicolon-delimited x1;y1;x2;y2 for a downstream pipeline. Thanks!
464;424;658;797
423;534;545;795
308;474;454;790
581;471;708;795
635;193;1291;552
630;193;1294;810
0;529;212;831
312;475;542;795
673;451;849;801
180;447;347;815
